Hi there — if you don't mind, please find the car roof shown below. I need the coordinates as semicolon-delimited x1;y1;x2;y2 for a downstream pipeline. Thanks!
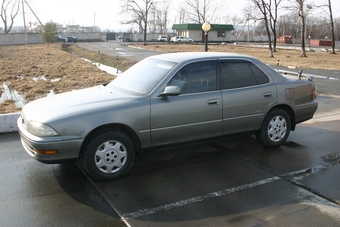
148;52;255;63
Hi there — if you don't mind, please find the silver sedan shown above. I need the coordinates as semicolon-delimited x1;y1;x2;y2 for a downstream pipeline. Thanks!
17;52;318;180
170;36;194;43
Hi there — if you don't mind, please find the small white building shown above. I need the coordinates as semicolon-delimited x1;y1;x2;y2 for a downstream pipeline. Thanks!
171;24;234;42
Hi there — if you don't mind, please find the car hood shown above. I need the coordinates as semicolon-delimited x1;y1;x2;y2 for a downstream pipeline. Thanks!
22;85;140;123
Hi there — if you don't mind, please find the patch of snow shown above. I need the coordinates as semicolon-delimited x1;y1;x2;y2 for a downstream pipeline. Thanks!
47;90;55;96
0;83;27;108
95;63;122;76
51;78;61;82
81;58;122;76
32;75;48;81
32;76;61;82
81;58;92;63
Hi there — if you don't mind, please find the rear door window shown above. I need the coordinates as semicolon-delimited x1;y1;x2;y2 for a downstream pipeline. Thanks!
220;61;269;89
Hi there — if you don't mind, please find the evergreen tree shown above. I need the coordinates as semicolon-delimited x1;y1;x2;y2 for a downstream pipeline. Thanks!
42;21;57;45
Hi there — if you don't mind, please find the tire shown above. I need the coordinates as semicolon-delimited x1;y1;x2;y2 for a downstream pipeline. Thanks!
82;131;135;180
256;109;291;147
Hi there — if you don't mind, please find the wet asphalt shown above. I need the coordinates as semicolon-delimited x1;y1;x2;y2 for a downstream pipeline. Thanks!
1;95;340;226
1;42;340;226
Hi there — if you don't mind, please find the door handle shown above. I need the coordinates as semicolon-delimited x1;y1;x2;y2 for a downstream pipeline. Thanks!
208;99;220;105
264;93;272;98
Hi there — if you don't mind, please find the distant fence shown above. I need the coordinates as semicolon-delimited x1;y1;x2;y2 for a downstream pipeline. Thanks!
2;32;338;46
0;33;42;45
0;32;103;45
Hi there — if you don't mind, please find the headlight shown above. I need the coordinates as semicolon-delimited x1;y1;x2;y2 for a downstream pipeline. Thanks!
27;121;59;137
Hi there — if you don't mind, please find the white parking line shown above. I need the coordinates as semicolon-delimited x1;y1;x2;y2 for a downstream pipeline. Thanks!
121;160;340;221
122;176;280;219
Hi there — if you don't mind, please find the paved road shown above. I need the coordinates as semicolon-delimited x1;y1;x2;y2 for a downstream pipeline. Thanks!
1;95;340;226
77;41;166;62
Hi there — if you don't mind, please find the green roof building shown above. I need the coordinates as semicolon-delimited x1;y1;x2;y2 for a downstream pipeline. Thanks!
171;23;234;42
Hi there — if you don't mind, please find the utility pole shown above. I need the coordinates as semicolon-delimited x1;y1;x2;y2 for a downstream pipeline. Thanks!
22;0;27;44
94;13;96;32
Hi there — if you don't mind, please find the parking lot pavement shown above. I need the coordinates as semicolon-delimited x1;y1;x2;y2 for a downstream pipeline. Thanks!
1;96;340;226
87;126;340;226
84;95;340;226
0;133;126;227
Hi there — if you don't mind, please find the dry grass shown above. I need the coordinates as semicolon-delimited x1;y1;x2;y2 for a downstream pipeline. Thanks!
0;44;125;114
0;42;338;114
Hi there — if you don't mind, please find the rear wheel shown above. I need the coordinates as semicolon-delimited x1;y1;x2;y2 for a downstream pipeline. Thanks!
256;109;291;147
82;131;135;180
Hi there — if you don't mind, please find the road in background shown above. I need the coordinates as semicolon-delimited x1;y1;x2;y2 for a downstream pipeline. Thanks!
77;41;165;62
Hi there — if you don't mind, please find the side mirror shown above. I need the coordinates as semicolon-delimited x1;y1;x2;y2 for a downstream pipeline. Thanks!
158;86;181;98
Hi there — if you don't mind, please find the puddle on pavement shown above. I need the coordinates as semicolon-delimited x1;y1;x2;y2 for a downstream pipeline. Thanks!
287;152;340;181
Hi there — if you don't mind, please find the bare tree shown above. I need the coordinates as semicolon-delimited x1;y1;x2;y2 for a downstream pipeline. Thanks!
326;0;335;54
295;0;307;57
229;15;244;37
0;0;20;34
150;1;169;34
304;0;336;53
250;0;281;54
278;13;300;38
179;7;186;24
250;0;274;57
335;17;340;41
120;0;153;45
184;0;221;24
267;0;281;52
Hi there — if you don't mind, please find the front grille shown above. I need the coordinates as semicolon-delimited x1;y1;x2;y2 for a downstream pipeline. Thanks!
21;115;28;130
21;138;36;157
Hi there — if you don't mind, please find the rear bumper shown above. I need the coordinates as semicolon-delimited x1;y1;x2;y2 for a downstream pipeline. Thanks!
294;100;318;124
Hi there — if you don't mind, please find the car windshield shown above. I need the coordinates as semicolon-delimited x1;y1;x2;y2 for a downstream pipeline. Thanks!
107;58;177;95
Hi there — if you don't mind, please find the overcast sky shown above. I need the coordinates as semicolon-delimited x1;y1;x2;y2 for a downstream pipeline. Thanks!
14;0;340;32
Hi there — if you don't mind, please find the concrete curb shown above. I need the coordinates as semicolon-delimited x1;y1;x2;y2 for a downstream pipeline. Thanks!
0;113;20;133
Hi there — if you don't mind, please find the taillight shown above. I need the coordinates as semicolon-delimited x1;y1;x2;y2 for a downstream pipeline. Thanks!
311;88;316;99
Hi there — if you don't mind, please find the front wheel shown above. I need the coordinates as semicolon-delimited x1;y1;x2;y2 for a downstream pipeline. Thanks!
256;109;291;147
82;131;135;180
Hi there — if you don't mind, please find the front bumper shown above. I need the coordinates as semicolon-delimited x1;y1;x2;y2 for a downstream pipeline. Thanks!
17;116;83;164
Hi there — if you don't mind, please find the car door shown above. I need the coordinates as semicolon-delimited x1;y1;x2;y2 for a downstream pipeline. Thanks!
219;60;277;135
150;60;222;147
